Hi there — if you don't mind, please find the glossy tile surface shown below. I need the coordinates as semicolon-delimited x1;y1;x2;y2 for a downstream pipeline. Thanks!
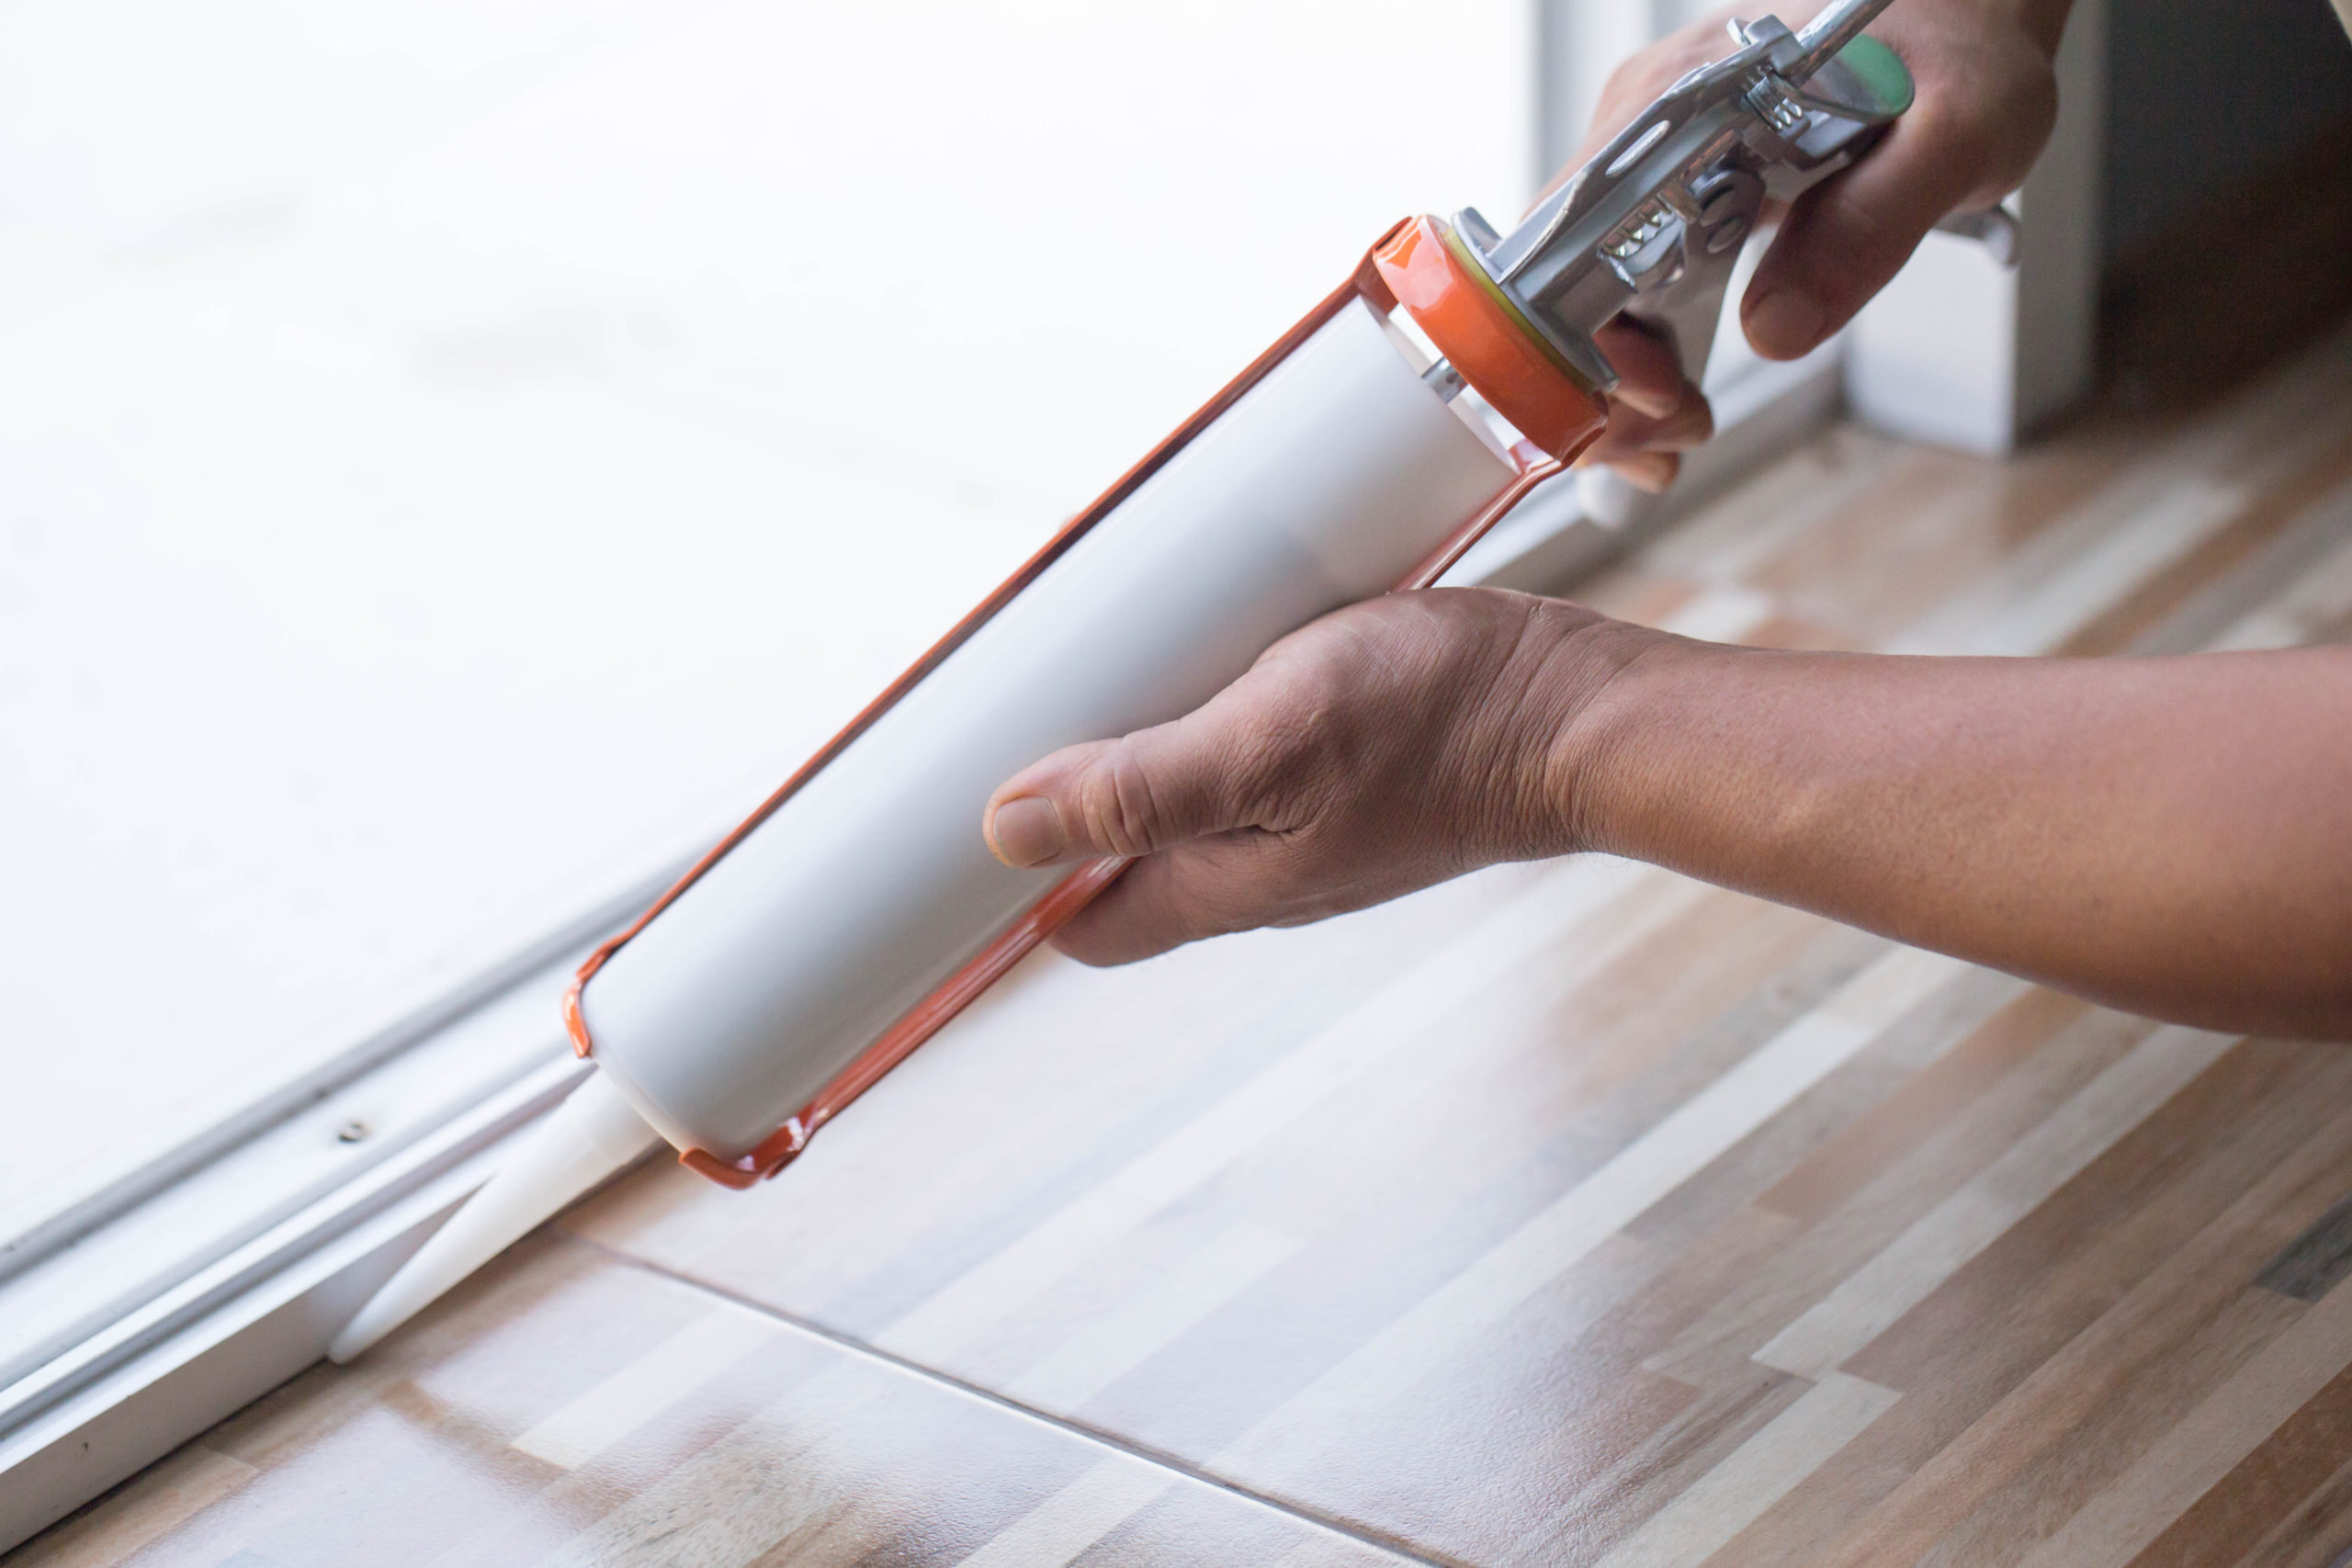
10;1235;1409;1568
19;323;2352;1566
560;323;2352;1566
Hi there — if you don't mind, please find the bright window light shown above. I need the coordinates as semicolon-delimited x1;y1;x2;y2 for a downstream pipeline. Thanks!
0;1;1533;1228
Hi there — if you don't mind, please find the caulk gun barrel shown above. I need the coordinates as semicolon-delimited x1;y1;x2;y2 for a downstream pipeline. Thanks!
1788;0;1898;81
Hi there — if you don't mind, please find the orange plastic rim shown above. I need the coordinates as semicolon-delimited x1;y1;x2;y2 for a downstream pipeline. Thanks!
1372;215;1608;461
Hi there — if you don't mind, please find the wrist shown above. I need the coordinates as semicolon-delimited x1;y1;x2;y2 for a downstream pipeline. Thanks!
1533;616;1750;863
1502;604;1677;860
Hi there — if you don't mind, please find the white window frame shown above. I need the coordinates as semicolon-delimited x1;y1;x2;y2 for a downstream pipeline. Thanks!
0;883;672;1552
1845;0;2108;450
0;0;2107;1548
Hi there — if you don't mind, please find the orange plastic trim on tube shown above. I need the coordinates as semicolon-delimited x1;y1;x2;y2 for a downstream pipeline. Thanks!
1372;215;1609;462
566;218;1575;1188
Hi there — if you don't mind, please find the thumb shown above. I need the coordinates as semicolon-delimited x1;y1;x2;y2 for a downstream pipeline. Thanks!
983;706;1266;869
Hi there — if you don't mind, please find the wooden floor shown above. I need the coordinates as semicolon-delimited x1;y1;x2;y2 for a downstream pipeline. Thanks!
18;321;2352;1568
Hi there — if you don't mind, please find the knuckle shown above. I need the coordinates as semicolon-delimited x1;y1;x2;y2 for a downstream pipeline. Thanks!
1232;713;1329;819
1080;742;1169;857
1911;50;2055;197
1903;94;1989;159
1231;679;1350;824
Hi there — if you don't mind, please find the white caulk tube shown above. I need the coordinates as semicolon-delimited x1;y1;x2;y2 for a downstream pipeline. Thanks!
584;297;1521;1155
328;220;1611;1358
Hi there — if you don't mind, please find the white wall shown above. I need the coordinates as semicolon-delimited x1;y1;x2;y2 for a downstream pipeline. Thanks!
1845;0;2109;451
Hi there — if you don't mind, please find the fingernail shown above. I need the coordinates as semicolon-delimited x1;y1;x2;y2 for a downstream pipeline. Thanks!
1615;382;1679;420
1745;289;1828;358
1613;453;1678;493
989;795;1067;867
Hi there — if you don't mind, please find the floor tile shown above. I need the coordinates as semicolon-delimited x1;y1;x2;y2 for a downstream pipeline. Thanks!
10;1235;1410;1568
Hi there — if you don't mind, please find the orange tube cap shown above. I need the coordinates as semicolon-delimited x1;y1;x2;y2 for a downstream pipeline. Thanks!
1373;216;1609;461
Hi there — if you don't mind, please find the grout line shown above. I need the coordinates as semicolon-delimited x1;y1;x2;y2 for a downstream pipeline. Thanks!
565;1235;1453;1568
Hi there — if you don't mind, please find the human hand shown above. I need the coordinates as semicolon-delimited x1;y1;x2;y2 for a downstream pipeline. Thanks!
1579;317;1718;494
980;589;1648;964
1573;0;2067;367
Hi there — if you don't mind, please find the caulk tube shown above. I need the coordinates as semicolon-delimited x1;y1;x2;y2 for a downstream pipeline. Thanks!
582;219;1609;1179
579;259;1601;1179
586;296;1510;1163
327;221;1607;1359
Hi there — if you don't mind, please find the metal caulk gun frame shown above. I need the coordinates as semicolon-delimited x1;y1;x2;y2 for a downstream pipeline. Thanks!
1472;0;1916;394
1469;0;1922;525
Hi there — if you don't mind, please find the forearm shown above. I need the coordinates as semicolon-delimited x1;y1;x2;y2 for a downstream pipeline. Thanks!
1559;632;2352;1036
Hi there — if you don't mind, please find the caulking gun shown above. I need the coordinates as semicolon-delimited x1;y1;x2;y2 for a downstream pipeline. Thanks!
331;0;1917;1361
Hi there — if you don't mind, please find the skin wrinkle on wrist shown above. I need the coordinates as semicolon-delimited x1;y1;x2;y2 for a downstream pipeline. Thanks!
1519;611;1673;860
1453;595;1577;863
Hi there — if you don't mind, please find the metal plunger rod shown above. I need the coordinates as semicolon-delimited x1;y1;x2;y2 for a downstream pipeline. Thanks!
1789;0;1900;80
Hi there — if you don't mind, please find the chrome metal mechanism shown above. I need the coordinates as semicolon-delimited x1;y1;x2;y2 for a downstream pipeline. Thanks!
1462;0;1916;392
1935;205;2021;267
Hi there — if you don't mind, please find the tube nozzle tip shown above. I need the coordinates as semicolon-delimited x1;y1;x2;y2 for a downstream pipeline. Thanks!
322;1072;660;1363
